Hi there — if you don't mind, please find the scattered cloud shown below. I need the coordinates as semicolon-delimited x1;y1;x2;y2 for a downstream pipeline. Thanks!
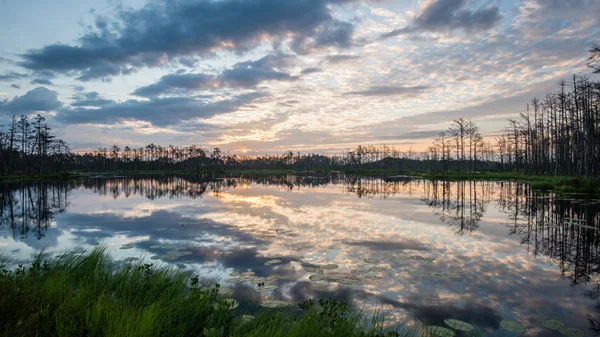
19;0;358;81
31;78;54;85
57;92;266;127
325;54;360;63
0;87;62;114
381;0;502;38
0;72;28;81
133;53;298;97
344;85;429;97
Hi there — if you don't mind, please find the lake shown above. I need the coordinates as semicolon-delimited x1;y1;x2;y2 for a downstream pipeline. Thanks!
1;174;598;336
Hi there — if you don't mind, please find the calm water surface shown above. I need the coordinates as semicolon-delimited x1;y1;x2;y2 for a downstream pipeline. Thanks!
1;174;599;336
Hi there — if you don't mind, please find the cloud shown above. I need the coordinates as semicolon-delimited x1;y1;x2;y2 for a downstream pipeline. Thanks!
0;87;62;114
31;78;53;85
56;92;266;126
71;91;115;107
301;67;321;74
0;72;28;81
381;0;502;38
133;53;298;97
0;56;16;64
344;85;429;97
20;0;357;81
325;54;360;63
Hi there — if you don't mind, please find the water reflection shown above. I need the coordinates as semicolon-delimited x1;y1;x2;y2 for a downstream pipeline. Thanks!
1;175;599;336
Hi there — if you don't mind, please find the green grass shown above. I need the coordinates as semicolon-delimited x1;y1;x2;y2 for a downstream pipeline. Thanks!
0;249;419;337
0;172;87;182
412;171;600;194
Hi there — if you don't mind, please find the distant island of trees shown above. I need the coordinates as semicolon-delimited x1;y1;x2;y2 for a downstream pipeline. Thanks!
1;45;599;178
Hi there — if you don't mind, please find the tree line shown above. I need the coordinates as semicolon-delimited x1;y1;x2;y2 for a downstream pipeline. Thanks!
0;114;72;174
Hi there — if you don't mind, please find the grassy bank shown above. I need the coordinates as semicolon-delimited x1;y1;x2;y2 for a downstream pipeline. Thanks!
0;172;87;183
0;249;415;337
412;171;600;194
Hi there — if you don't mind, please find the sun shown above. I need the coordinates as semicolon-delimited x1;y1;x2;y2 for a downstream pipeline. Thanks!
242;149;248;153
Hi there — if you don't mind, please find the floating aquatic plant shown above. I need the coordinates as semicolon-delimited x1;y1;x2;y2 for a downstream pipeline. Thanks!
251;277;266;285
540;319;564;330
266;275;282;282
218;287;233;296
119;243;135;250
364;259;380;264
335;278;362;286
260;300;289;308
309;274;325;281
350;269;369;274
443;319;474;332
229;272;241;277
326;273;347;280
369;266;387;273
283;264;295;270
499;320;525;334
424;325;455;337
123;257;139;262
558;327;584;337
289;255;304;261
304;267;320;273
321;264;339;270
265;259;282;265
238;275;254;282
225;278;240;283
242;271;255;276
255;285;277;292
364;275;382;280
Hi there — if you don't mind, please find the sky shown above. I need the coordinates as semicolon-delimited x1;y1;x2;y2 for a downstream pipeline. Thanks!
0;0;598;155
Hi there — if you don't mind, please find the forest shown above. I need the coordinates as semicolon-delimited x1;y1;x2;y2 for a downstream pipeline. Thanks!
0;45;599;177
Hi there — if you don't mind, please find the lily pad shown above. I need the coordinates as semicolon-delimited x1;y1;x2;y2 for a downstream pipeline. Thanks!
364;259;380;264
283;264;295;270
500;320;525;334
255;285;277;292
218;287;233;296
369;266;387;273
266;275;282;282
120;243;135;250
304;267;320;273
149;245;163;249
289;255;304;261
225;278;240;283
123;257;139;262
424;325;455;337
326;273;347;280
351;269;369;274
540;319;564;330
364;275;382;280
242;271;255;276
321;264;339;270
229;272;241;277
265;259;282;265
251;277;266;284
260;300;289;308
150;255;160;260
444;319;474;332
238;275;255;282
336;278;363;286
309;274;325;281
558;327;584;337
